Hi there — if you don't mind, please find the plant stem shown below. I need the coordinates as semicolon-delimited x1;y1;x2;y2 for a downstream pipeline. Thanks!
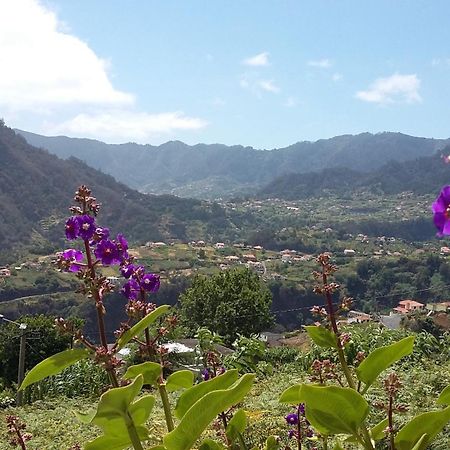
388;395;396;450
322;270;355;390
158;382;175;432
84;238;119;388
126;414;145;450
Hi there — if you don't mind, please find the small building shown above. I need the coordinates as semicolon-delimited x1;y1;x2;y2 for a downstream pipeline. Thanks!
347;310;371;323
215;242;225;249
393;299;425;314
441;247;450;255
242;254;257;262
253;245;263;251
0;268;11;277
344;249;356;256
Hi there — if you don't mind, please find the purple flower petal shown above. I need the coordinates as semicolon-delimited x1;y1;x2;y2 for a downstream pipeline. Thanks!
141;273;160;292
121;279;140;300
94;239;120;265
65;217;80;240
78;215;96;240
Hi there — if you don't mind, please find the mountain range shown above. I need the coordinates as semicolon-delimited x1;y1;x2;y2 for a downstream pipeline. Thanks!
18;130;450;200
0;123;235;256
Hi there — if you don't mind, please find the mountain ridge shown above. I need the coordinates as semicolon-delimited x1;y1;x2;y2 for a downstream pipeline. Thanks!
18;129;450;199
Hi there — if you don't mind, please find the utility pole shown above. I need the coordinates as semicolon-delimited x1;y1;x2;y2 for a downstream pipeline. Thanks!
0;315;27;406
17;324;27;406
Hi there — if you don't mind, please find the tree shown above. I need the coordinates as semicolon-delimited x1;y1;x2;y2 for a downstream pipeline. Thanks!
179;267;273;344
0;315;72;384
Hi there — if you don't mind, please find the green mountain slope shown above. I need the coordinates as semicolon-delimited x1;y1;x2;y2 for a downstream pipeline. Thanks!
258;151;450;200
18;130;450;199
0;123;232;253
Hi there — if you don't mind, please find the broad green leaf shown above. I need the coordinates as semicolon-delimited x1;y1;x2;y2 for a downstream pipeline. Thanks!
280;384;369;436
129;395;156;424
279;384;302;404
117;305;170;349
333;443;344;450
123;361;161;386
164;374;255;450
166;370;194;392
395;407;450;450
437;385;450;405
175;369;239;419
356;336;414;391
83;375;154;450
19;348;91;390
370;418;389;441
410;435;428;450
226;409;247;442
85;427;149;450
265;436;280;450
74;409;96;424
199;439;226;450
304;326;337;349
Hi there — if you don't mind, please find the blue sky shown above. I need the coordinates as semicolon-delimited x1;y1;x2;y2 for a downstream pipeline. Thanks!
1;0;450;148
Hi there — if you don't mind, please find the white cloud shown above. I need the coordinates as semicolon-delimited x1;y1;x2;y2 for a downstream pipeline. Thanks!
46;111;208;143
258;80;280;93
239;75;280;96
307;59;332;69
0;0;133;111
0;0;208;143
284;97;297;107
432;58;450;67
332;73;343;82
356;73;421;104
243;52;270;67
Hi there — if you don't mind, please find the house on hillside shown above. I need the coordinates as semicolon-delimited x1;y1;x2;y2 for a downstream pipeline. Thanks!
393;299;425;314
347;310;371;323
242;254;257;262
344;249;356;256
0;268;11;277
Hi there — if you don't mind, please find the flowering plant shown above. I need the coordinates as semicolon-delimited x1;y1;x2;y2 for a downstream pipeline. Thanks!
17;186;256;450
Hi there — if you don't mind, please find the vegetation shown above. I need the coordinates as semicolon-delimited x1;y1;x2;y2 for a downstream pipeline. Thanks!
179;268;273;344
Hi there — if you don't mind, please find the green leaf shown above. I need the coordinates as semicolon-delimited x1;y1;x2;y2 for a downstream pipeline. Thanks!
395;407;450;450
333;443;344;450
280;384;369;436
19;348;91;390
166;370;194;392
370;418;389;441
164;374;255;450
123;361;161;386
175;369;239;419
356;336;414;391
410;435;428;450
437;385;450;405
199;439;226;450
117;305;170;349
226;409;247;442
84;375;154;450
265;436;280;450
304;326;337;349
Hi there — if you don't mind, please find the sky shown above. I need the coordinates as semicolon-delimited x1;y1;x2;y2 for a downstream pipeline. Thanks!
1;0;450;148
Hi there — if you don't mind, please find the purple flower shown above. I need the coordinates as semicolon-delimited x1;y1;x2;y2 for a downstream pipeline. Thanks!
77;215;96;240
120;264;136;279
285;413;299;425
65;217;80;240
288;429;297;439
94;239;120;265
121;279;140;300
433;186;450;236
116;234;129;259
201;368;210;381
141;273;160;292
62;249;83;272
298;403;305;415
95;227;110;240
